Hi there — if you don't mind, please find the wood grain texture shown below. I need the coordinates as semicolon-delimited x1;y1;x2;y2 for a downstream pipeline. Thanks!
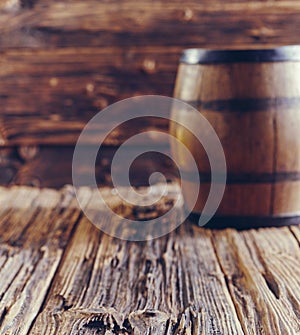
213;227;300;334
2;1;300;146
0;186;86;335
0;186;299;334
1;0;300;49
0;48;174;146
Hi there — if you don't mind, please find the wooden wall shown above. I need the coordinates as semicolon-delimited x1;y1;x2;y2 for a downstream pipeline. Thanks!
1;0;300;187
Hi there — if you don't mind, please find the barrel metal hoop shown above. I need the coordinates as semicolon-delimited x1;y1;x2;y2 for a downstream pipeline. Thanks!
181;46;300;64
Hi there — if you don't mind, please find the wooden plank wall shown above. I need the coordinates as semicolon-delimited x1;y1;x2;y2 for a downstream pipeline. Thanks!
1;0;300;187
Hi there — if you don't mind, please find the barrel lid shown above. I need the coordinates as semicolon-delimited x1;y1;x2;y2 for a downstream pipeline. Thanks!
180;46;300;64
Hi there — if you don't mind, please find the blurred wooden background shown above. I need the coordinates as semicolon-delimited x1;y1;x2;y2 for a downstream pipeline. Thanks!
1;0;300;187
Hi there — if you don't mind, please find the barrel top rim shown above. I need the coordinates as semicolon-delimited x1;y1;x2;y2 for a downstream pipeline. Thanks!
180;46;300;64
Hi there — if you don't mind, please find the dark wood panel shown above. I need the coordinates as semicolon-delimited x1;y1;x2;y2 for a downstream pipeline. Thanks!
1;1;300;49
0;116;170;146
0;145;177;188
2;0;300;146
0;48;176;145
0;0;300;146
0;147;22;185
0;48;178;116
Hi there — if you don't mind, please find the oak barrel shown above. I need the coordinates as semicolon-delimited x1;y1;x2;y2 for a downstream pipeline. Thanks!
172;46;300;228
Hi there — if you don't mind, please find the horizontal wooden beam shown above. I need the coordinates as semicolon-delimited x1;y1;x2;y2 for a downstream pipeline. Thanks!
1;1;300;49
0;145;176;188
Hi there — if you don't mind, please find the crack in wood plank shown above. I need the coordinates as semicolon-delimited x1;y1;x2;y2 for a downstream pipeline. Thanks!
29;219;244;333
210;232;247;335
289;225;300;248
212;228;300;335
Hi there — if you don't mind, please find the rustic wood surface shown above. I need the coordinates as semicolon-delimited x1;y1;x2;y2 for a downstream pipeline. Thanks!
0;48;173;146
0;185;299;334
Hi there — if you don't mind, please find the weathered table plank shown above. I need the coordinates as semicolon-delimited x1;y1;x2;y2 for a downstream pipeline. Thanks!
0;186;299;334
212;228;300;334
30;217;243;334
0;186;87;335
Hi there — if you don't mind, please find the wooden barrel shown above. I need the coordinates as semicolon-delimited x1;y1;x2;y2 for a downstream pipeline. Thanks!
172;46;300;228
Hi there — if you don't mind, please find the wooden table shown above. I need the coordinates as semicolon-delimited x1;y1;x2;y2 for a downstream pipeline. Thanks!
0;185;299;335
